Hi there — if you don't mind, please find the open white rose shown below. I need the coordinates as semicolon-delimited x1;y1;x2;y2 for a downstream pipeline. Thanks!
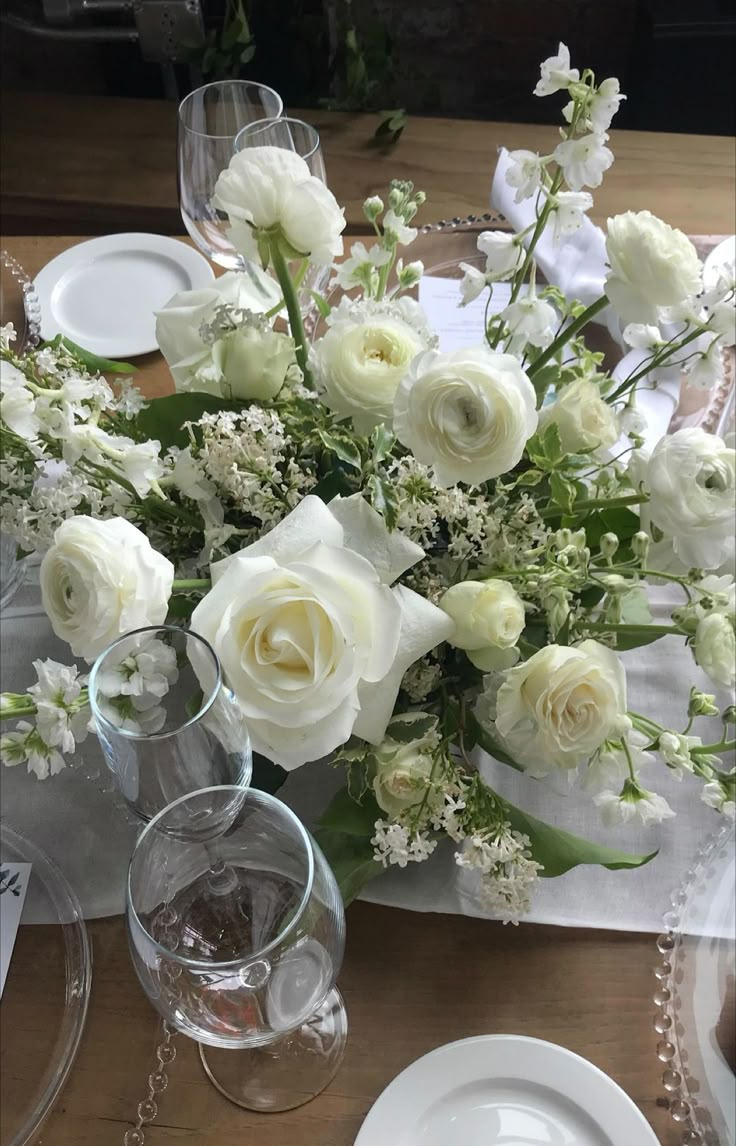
310;297;432;432
605;211;702;324
372;713;439;817
213;146;345;266
694;613;736;689
440;579;525;652
155;269;282;395
40;517;174;662
191;495;453;768
634;428;736;570
394;347;538;487
538;377;619;454
495;639;628;773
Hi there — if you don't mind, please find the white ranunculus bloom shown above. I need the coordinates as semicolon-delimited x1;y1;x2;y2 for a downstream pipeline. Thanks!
310;296;433;432
635;428;736;570
214;146;345;266
589;77;626;133
393;347;538;487
605;211;702;324
553;133;613;192
534;42;579;97
538;377;619;455
372;713;439;817
40;516;174;662
192;496;453;768
476;231;525;280
458;262;488;305
694;613;736;689
155;269;282;394
504;150;544;203
549;190;594;242
501;294;557;352
440;579;525;651
495;639;628;773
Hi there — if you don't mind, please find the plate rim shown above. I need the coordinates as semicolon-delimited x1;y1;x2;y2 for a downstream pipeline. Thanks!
354;1033;659;1146
33;231;215;357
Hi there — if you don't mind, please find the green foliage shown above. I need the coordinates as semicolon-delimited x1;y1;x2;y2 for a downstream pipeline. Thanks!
251;753;288;795
180;0;255;80
501;801;658;877
312;827;381;905
374;108;408;145
41;334;135;375
366;473;399;529
319;784;381;835
463;709;524;772
134;393;233;449
317;429;363;471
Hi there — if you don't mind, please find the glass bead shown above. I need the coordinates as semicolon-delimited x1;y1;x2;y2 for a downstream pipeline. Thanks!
148;1072;168;1093
653;987;671;1006
663;1068;682;1090
137;1099;157;1123
654;1013;672;1033
663;910;679;929
124;1130;145;1146
657;933;675;953
670;1098;690;1121
657;1040;676;1061
680;1133;701;1145
654;961;672;980
157;1042;176;1065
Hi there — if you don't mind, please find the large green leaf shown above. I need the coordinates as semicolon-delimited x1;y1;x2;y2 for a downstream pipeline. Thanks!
313;828;381;905
318;785;381;836
251;753;288;795
465;710;524;772
502;801;657;877
42;334;136;374
134;392;234;448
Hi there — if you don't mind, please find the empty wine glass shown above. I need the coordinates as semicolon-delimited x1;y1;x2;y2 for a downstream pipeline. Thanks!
178;80;283;269
88;626;252;823
126;785;347;1111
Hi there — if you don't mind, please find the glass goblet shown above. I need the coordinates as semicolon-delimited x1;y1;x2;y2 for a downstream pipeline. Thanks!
88;626;252;824
178;80;283;269
126;785;347;1111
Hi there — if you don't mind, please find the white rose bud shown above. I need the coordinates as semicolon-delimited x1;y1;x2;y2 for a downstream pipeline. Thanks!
694;613;736;689
213;326;296;401
605;210;702;324
40;517;174;662
372;713;439;817
440;579;526;652
538;377;618;455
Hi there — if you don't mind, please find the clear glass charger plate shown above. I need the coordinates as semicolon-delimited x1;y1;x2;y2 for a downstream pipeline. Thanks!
0;252;42;355
654;822;736;1146
0;823;92;1146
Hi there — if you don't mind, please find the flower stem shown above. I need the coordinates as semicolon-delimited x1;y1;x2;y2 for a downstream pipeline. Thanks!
691;739;736;756
582;621;681;635
172;578;211;592
527;295;610;380
538;492;648;519
269;240;312;388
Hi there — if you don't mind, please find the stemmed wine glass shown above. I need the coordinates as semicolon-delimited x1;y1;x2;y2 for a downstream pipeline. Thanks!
126;784;347;1111
88;626;252;823
178;80;283;269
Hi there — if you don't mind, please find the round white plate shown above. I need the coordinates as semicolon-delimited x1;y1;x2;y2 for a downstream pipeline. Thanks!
354;1035;659;1146
34;233;214;358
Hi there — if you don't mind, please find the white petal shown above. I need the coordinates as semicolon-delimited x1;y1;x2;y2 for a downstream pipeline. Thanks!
211;496;344;582
328;493;425;584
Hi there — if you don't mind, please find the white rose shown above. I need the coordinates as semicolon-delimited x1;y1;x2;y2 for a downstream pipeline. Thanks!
40;517;174;662
372;713;439;817
394;347;538;487
212;325;296;401
495;639;628;773
605;211;702;323
538;377;619;454
191;495;453;768
440;579;525;651
213;146;345;266
694;613;736;689
310;297;431;432
636;429;736;570
476;231;525;280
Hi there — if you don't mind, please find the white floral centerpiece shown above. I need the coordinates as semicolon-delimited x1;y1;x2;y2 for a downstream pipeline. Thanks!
2;45;734;922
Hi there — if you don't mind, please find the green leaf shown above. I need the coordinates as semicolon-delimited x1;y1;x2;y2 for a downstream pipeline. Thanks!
318;785;381;837
311;469;355;503
374;108;407;143
610;629;665;652
42;334;136;374
501;801;658;877
371;424;396;466
550;472;576;514
221;15;245;49
312;828;381;905
464;710;524;772
309;290;331;319
134;392;233;449
240;44;256;64
386;714;436;742
317;429;363;471
366;474;399;530
542;422;562;463
516;468;544;487
251;752;287;795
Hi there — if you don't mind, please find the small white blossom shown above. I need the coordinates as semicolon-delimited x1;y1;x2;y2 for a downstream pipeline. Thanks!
371;820;437;868
623;323;662;350
658;731;699;775
28;658;89;755
456;826;542;925
333;241;391;290
458;262;488;305
683;334;725;391
383;209;417;246
501;294;557;352
94;637;178;702
0;721;66;779
549;191;593;242
504;150;544;203
701;779;735;819
589;77;626;133
595;783;675;826
534;42;580;97
553;133;614;192
476;231;525;280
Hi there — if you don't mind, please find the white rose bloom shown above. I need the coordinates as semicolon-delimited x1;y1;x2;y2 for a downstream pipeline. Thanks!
40;516;174;662
213;325;297;401
214;146;345;266
372;713;439;817
552;133;614;192
589;77;626;133
504;150;544;203
495;639;628;773
192;496;453;768
458;262;488;305
155;269;282;394
310;296;432;432
440;579;525;651
538;377;619;454
501;294;557;352
550;191;594;242
694;612;736;689
534;42;579;97
637;428;736;569
476;231;525;280
605;211;702;324
394;347;538;487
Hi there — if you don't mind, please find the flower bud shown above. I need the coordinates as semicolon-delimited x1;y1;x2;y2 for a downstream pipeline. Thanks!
723;705;736;726
396;259;424;288
600;532;619;559
688;688;719;718
602;574;627;593
363;195;384;223
632;531;650;562
414;190;427;206
389;186;404;210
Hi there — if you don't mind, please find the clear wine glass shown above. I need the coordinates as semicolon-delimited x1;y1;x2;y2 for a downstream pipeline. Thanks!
88;626;252;824
126;784;347;1111
178;80;283;269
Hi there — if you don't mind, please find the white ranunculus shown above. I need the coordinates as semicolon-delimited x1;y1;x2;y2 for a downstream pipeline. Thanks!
635;428;736;570
495;639;628;773
501;295;557;352
504;150;544;203
213;146;346;266
459;262;488;305
534;42;579;97
605;211;702;324
155;269;282;394
310;297;431;432
476;231;525;280
393;347;538;487
553;133;614;192
694;613;736;689
372;713;439;817
550;191;593;242
40;517;174;662
440;579;525;651
191;496;453;768
538;377;619;454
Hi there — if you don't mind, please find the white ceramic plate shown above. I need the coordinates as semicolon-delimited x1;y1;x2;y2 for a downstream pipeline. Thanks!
354;1035;659;1146
34;233;214;358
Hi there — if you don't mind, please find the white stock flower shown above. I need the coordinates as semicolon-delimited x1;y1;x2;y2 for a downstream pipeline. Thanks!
40;516;174;662
0;722;65;780
501;294;557;352
458;263;488;305
702;779;736;819
636;428;736;569
538;377;618;454
495;639;628;773
0;360;41;440
393;347;538;487
623;323;661;350
191;495;453;768
658;731;698;774
583;731;654;793
534;42;579;96
594;784;674;827
310;296;431;432
707;294;736;346
214;146;345;266
694;612;736;689
119;440;165;497
589;77;626;133
372;713;439;817
477;231;525;280
683;335;725;392
383;209;417;246
549;191;594;242
553;133;614;192
440;579;525;652
94;636;179;701
504;150;544;203
605;211;702;324
28;659;89;754
333;241;391;290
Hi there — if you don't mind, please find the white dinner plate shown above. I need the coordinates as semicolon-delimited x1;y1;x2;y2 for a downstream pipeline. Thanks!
354;1035;659;1146
34;233;214;357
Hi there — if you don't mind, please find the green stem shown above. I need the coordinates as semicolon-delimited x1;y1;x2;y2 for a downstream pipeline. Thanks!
538;492;648;519
621;737;637;781
269;240;312;387
691;739;736;756
527;295;610;380
375;245;397;301
582;622;681;635
172;578;211;592
608;325;711;403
